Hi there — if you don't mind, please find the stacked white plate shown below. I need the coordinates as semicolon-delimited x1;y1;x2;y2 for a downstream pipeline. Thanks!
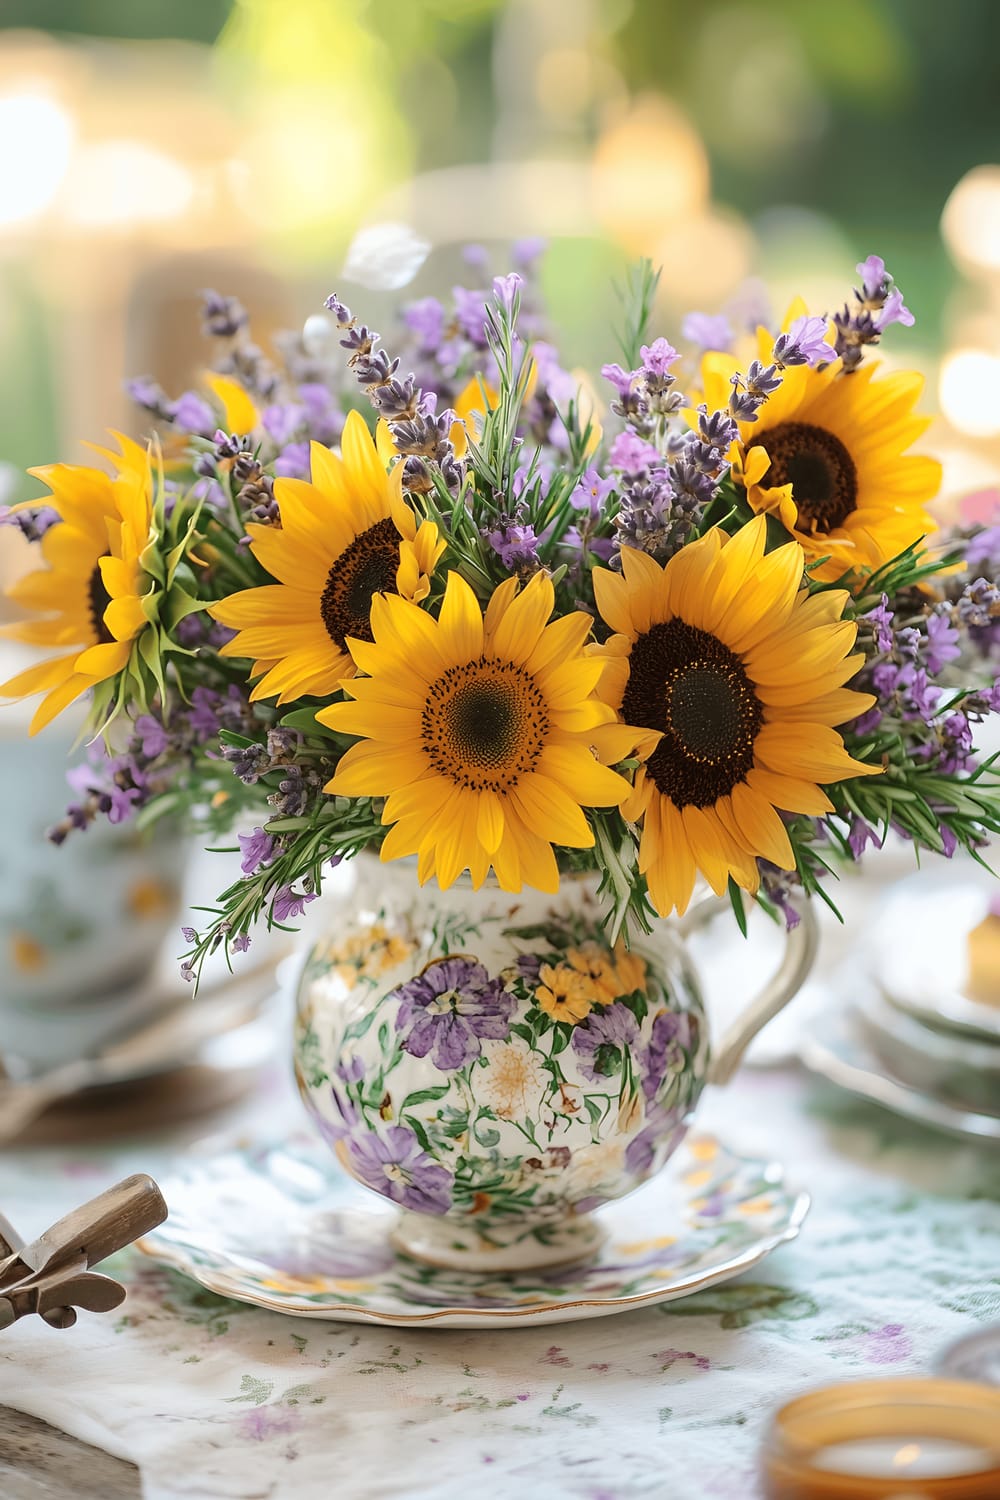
800;872;1000;1141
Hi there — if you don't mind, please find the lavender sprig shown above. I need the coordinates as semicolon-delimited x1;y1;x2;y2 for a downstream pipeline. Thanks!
324;291;463;495
832;256;915;373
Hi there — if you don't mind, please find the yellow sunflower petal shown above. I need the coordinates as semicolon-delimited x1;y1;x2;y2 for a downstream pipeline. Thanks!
204;372;258;435
489;571;554;665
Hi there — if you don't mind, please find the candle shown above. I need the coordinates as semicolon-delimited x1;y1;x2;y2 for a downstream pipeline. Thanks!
811;1437;996;1478
763;1378;1000;1499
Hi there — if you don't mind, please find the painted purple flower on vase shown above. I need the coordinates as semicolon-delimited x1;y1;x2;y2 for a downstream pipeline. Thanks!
572;1002;640;1083
393;957;515;1070
344;1125;453;1214
642;1009;697;1100
625;1100;688;1176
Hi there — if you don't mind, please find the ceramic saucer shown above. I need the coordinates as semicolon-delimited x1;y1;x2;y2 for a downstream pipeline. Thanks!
800;1006;1000;1143
137;1131;809;1329
872;877;1000;1043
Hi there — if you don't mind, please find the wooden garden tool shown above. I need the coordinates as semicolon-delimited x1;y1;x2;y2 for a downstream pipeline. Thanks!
0;1174;167;1330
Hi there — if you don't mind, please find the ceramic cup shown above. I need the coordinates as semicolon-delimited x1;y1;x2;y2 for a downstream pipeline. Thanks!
0;675;188;1071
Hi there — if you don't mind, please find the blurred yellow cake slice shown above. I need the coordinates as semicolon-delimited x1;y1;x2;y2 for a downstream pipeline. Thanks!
966;898;1000;1006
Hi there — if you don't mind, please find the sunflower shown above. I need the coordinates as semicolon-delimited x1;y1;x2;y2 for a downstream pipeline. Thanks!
700;334;941;581
1;435;153;733
319;570;639;892
592;517;878;917
210;411;445;705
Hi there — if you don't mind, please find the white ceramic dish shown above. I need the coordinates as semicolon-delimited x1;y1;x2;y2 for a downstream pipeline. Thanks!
138;1131;809;1329
799;1005;1000;1143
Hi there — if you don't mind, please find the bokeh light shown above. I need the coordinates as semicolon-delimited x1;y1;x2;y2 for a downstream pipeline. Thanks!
0;91;75;230
942;165;1000;277
940;350;1000;439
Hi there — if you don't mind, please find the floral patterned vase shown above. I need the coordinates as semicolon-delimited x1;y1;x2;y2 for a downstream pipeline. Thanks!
293;854;816;1271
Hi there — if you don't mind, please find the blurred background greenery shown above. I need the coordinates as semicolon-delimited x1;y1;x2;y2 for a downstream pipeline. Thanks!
2;0;999;545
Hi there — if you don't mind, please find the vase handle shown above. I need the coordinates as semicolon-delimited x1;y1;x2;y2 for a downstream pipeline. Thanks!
675;895;819;1086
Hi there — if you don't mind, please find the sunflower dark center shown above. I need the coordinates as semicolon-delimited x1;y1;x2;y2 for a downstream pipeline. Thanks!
421;658;549;792
319;518;400;648
621;619;763;808
87;565;114;645
759;421;857;531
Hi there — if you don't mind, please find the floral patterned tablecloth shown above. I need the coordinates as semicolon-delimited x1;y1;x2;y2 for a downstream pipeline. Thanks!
1;1038;998;1500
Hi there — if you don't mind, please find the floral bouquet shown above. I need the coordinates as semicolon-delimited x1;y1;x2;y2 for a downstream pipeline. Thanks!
4;245;1000;981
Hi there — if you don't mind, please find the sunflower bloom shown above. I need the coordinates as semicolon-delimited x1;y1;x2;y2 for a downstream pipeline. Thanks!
320;570;639;892
592;517;878;917
700;339;941;581
210;411;444;704
1;435;153;733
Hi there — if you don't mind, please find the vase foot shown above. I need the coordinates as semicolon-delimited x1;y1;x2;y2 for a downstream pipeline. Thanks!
390;1211;607;1273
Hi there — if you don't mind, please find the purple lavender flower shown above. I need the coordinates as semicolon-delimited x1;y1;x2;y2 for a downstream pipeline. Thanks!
201;289;247;337
393;956;515;1071
238;826;277;875
926;611;961;674
1;504;60;541
601;362;639;400
848;816;882;859
857;255;889;302
170;391;215;436
493;272;524;311
864;596;895;655
773;314;836;369
513;237;546;268
876;288;914;331
296;383;343;446
639;338;678;377
965;526;1000;574
487;513;541;572
609;431;659;474
681;312;733;353
134;714;169;759
274;442;311;479
462;243;489;271
262;402;304;446
571;1002;641;1083
453;285;489;346
834;256;914;371
232;933;252;953
183;686;219;741
344;1125;452;1215
273;886;317;923
569;468;616;522
402;296;445;353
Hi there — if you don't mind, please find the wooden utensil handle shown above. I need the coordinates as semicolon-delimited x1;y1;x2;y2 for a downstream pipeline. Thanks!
22;1175;167;1274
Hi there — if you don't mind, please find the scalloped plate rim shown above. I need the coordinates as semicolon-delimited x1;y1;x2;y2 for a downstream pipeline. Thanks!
136;1135;811;1329
138;1199;809;1327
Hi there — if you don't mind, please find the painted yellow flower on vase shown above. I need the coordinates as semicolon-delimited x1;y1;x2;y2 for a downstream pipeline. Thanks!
1;435;154;733
320;569;639;892
210;411;444;704
565;942;621;1004
535;963;594;1024
699;337;941;581
592;517;879;917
